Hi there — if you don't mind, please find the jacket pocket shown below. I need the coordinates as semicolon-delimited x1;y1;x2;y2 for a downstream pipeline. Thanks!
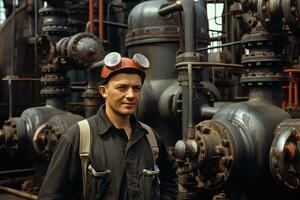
86;164;112;200
139;169;160;200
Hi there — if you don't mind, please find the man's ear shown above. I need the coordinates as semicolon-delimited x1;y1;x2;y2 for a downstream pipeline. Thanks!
99;85;107;98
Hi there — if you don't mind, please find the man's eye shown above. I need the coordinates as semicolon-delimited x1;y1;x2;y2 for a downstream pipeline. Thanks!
116;86;127;91
133;87;141;92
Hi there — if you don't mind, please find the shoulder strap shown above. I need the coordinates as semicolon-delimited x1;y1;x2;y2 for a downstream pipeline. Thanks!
139;122;159;161
78;119;91;200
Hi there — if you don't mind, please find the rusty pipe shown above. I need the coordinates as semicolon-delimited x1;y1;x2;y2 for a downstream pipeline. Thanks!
0;186;37;200
295;77;299;109
98;0;103;39
89;0;94;33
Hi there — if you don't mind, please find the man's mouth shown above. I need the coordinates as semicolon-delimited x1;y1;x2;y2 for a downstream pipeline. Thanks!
122;103;136;106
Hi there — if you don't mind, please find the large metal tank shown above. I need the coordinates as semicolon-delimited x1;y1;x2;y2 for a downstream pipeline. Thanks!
125;0;209;146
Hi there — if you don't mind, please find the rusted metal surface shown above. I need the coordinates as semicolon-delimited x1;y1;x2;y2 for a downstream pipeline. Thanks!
270;119;300;190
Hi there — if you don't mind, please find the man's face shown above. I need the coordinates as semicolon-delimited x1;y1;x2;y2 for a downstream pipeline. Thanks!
100;73;142;117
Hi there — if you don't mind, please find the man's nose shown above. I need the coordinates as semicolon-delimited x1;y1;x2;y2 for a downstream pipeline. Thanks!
126;88;135;98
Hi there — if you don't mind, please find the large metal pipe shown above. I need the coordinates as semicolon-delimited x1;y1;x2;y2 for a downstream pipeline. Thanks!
187;62;194;138
98;0;103;39
182;0;196;52
89;0;94;33
82;68;102;118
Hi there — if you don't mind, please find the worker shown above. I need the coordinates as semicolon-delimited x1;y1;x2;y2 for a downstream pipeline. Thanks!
38;52;178;200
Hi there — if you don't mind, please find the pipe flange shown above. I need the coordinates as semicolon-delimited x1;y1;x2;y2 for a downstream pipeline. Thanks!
270;125;300;190
242;32;288;48
194;120;234;190
240;73;289;85
41;74;69;86
40;87;69;96
33;122;61;157
66;32;104;67
42;15;68;27
242;52;290;68
42;26;70;35
39;7;69;17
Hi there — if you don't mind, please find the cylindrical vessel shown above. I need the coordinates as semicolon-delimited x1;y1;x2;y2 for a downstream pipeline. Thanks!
126;0;209;145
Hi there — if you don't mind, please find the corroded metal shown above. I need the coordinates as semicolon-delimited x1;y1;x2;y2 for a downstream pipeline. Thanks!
270;119;300;190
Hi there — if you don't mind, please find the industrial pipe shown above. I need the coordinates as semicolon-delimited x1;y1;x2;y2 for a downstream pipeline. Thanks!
187;62;194;138
158;0;183;16
89;0;94;33
200;105;220;118
98;0;103;39
181;0;196;52
0;186;38;200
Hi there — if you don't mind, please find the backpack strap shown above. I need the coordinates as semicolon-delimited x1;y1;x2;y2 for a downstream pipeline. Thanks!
78;119;91;200
139;122;159;162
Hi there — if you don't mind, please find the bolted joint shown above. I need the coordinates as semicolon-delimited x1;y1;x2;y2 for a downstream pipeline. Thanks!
33;122;61;157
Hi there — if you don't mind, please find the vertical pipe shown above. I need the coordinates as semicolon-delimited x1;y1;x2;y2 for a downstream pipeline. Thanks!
294;76;298;109
12;0;16;75
182;0;196;52
180;0;196;139
8;79;12;118
98;0;104;39
89;0;94;33
34;0;38;74
187;62;194;138
288;72;293;107
83;68;101;117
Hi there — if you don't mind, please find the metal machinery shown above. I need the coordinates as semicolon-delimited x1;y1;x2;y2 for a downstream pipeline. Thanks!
0;0;300;199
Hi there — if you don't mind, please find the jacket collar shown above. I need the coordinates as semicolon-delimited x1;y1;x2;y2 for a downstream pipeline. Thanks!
96;104;145;135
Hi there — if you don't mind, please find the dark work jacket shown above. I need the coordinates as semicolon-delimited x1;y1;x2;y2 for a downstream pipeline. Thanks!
38;106;178;200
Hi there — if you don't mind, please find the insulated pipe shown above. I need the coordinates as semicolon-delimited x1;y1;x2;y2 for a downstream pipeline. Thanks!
89;0;94;33
98;0;104;39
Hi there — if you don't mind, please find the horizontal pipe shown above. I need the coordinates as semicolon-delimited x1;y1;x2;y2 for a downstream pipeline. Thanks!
200;105;220;118
90;60;104;69
0;168;34;176
0;186;37;200
198;41;242;51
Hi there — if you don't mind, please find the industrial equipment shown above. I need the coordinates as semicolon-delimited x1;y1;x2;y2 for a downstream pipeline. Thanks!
0;0;300;199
